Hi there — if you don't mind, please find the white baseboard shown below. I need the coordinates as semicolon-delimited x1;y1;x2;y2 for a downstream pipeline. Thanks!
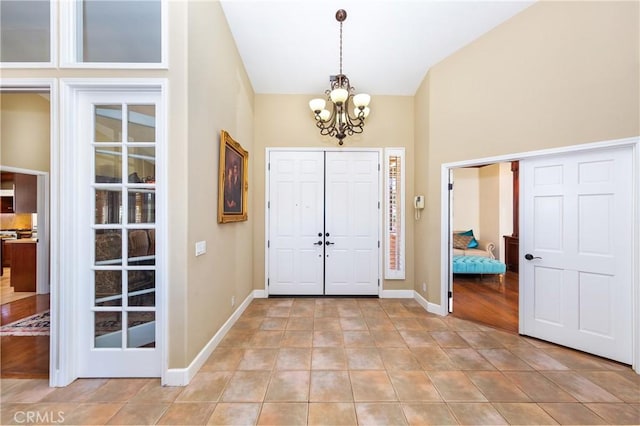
163;291;254;386
413;291;447;316
380;289;414;298
253;289;267;299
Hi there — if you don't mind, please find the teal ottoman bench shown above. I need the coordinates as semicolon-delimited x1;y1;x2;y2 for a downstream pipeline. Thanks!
452;255;507;289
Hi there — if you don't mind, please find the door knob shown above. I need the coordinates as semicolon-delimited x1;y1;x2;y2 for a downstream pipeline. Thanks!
326;241;335;246
524;253;542;260
325;232;330;237
318;233;322;237
313;240;323;246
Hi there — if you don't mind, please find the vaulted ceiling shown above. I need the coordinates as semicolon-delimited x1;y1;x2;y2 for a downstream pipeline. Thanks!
220;0;536;96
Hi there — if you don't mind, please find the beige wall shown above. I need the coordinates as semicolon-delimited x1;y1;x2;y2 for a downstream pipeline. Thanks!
479;164;501;258
253;94;415;292
415;0;640;303
181;0;255;366
0;93;50;172
452;168;479;232
498;162;514;261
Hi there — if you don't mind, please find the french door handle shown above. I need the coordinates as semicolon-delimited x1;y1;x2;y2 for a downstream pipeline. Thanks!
313;240;323;246
325;241;335;246
524;253;542;260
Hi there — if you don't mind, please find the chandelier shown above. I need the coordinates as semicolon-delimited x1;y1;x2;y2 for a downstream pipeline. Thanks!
308;9;370;145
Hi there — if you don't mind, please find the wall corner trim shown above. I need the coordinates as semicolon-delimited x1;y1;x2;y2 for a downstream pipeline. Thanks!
162;291;255;386
414;291;447;316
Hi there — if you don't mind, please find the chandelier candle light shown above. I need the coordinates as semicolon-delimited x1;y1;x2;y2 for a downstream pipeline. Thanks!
309;9;371;145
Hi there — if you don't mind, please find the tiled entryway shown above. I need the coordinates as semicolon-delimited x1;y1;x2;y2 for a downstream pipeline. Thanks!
1;297;639;425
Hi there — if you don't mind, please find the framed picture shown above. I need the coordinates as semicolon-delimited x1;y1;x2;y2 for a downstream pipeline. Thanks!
218;130;248;223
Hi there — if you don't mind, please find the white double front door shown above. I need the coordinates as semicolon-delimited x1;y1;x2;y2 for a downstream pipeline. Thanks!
268;150;380;296
521;146;633;364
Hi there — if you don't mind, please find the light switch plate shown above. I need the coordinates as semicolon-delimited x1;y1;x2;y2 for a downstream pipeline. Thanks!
195;240;207;256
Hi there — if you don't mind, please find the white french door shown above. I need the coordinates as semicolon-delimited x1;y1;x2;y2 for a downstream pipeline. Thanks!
268;151;325;295
325;152;380;295
521;146;633;363
268;150;380;296
70;87;164;377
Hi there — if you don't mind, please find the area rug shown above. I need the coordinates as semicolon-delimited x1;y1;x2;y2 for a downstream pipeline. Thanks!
0;310;50;336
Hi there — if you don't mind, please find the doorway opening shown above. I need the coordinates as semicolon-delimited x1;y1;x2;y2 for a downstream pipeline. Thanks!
448;162;518;332
0;89;52;379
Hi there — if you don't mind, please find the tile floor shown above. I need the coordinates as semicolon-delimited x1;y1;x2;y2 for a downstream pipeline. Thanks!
1;297;639;425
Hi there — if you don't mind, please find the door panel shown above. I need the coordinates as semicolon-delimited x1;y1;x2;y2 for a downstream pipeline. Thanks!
77;91;162;377
325;151;379;295
268;150;380;296
521;147;632;363
268;151;325;295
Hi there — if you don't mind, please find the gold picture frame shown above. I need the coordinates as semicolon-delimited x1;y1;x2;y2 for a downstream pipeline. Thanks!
218;130;248;223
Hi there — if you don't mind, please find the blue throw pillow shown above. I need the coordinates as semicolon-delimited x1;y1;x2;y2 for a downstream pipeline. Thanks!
457;230;479;248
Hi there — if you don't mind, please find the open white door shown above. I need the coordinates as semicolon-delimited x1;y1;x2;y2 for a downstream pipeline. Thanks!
521;146;633;364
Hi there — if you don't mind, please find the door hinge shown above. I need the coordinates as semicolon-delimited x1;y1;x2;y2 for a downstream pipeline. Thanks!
267;201;270;209
378;240;380;248
378;201;380;209
267;240;270;248
268;162;270;171
448;291;452;298
378;163;381;171
448;183;453;190
378;278;380;287
268;278;270;286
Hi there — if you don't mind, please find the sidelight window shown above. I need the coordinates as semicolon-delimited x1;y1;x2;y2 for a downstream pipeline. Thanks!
384;148;405;280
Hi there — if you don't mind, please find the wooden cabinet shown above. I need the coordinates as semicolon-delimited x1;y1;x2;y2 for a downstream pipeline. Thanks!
0;196;13;213
7;240;36;292
504;235;519;273
0;172;37;213
14;173;37;212
1;239;11;267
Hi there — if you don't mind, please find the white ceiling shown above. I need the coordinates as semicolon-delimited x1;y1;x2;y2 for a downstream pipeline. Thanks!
220;0;536;96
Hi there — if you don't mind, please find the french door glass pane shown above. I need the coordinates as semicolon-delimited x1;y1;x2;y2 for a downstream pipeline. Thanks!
128;190;155;224
0;0;50;62
127;312;155;348
95;105;123;142
81;0;161;63
128;147;155;183
95;229;122;265
128;105;156;142
128;229;154;265
95;270;122;307
128;271;155;307
95;312;122;348
95;189;122;224
95;147;123;183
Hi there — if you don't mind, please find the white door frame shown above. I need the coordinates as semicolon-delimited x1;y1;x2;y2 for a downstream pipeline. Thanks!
265;147;383;297
59;78;168;385
0;78;58;385
440;137;640;373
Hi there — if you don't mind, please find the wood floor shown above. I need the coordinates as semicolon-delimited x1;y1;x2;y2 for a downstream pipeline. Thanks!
1;267;50;379
451;271;519;333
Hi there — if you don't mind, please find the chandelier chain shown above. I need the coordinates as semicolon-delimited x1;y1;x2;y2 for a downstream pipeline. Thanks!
339;20;343;75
